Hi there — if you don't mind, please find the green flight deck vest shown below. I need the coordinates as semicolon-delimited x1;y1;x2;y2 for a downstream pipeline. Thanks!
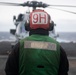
19;35;60;75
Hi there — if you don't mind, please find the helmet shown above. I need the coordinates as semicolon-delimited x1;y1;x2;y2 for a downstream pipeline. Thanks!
25;9;54;31
30;9;50;30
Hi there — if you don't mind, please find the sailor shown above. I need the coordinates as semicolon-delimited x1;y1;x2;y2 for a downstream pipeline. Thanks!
5;9;69;75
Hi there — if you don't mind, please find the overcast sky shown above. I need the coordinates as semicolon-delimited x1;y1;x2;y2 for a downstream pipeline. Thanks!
0;0;76;32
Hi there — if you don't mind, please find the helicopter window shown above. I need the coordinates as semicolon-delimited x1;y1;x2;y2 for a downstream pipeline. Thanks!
17;14;24;21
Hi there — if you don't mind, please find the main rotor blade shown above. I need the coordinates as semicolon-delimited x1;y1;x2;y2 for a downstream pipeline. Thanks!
0;2;23;6
49;4;76;8
48;7;76;14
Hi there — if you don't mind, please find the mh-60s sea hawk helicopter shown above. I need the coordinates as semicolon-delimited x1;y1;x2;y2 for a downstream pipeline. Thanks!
10;1;58;41
0;0;76;47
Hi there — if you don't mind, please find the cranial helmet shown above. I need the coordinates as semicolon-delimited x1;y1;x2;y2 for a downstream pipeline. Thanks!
25;9;54;31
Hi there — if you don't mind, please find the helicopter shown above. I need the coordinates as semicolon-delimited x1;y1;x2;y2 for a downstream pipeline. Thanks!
9;1;58;40
0;0;76;47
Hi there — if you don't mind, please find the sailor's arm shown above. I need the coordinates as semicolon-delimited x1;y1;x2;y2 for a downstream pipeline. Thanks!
5;42;19;75
58;46;69;75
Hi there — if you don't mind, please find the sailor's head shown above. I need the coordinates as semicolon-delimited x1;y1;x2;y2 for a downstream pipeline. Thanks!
25;9;54;35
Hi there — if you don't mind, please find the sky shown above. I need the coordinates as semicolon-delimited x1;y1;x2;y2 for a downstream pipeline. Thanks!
0;0;76;32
